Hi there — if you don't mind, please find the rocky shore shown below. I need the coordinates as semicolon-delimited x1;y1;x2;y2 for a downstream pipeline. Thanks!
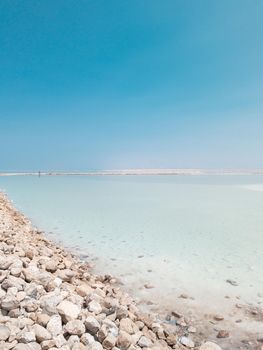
0;192;250;350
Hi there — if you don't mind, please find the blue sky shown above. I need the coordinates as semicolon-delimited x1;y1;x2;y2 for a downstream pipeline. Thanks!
1;0;263;171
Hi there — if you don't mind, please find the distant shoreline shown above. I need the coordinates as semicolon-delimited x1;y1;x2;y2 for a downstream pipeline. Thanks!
1;169;263;176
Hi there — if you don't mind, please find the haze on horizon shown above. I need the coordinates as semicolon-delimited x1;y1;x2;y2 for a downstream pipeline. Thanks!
1;1;263;172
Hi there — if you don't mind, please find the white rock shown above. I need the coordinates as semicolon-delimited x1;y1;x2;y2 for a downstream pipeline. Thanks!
88;300;102;314
54;334;67;347
58;269;75;282
0;256;14;270
46;314;63;336
18;330;36;343
84;316;100;335
40;293;63;315
120;318;139;335
45;260;57;272
33;324;51;342
0;325;10;341
81;333;95;345
117;331;131;349
102;334;117;349
137;335;152;348
13;345;34;350
64;320;85;335
68;335;80;347
57;300;80;322
179;336;195;348
86;342;103;350
199;342;222;350
1;296;19;310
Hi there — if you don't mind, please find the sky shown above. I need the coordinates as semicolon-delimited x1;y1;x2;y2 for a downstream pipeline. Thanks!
0;0;263;171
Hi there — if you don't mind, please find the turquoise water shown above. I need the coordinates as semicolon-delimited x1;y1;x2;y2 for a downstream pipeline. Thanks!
1;175;263;312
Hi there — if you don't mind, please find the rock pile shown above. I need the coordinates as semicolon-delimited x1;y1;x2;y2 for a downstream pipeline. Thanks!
0;193;222;350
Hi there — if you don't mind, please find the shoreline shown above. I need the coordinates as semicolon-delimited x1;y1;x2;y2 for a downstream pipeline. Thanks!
1;169;263;176
0;192;262;350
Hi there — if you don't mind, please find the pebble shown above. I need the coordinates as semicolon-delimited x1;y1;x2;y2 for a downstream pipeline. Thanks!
217;330;230;338
226;279;238;286
213;315;224;321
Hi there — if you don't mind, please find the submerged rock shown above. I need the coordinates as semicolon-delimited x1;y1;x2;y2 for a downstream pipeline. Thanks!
217;330;230;338
226;279;238;286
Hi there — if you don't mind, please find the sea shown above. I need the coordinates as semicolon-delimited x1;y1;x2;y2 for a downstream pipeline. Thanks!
0;174;263;317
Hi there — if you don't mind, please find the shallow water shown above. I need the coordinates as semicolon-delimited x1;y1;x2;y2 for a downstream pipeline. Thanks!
1;175;263;314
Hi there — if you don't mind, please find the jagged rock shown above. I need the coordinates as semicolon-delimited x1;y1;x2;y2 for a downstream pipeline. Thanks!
64;320;86;335
81;333;95;345
40;293;63;315
68;335;80;347
46;314;63;336
58;269;75;282
1;296;19;310
40;340;56;350
179;336;195;348
120;318;139;335
33;324;52;342
1;276;25;290
0;256;14;270
17;329;36;343
84;316;100;334
36;313;50;326
57;300;81;322
54;334;67;347
138;335;152;348
76;284;93;297
102;334;117;349
88;300;102;314
117;330;131;349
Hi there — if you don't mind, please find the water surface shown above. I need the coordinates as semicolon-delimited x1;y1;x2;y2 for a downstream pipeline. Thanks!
0;175;263;313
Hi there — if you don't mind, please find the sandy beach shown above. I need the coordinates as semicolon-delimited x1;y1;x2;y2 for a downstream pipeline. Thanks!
0;192;262;350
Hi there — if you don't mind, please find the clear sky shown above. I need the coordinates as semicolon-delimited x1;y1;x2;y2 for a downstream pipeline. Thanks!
1;1;263;171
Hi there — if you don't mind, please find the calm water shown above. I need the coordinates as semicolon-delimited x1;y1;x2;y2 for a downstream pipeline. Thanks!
1;175;263;312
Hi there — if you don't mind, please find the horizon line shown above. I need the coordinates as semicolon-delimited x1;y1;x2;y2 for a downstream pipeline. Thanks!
1;168;263;176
